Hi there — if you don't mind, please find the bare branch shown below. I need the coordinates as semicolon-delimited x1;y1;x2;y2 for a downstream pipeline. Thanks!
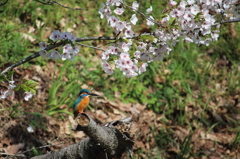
34;0;83;10
0;40;65;75
34;0;51;5
0;0;8;6
221;19;240;24
5;141;64;159
76;43;106;51
0;53;39;76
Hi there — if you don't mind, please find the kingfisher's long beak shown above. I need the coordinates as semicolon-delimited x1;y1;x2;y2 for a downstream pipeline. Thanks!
88;93;99;96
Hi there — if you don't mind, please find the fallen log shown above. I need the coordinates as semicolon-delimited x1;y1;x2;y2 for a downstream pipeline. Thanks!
31;113;134;159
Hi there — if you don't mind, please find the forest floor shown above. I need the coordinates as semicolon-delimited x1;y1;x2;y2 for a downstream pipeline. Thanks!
0;52;240;159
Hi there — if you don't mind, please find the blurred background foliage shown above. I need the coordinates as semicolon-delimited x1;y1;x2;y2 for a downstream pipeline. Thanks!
0;0;240;158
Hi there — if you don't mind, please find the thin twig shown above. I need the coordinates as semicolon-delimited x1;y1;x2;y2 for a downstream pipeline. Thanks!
0;0;8;6
218;3;225;23
0;153;25;158
121;2;163;27
76;43;106;51
220;18;240;24
96;32;122;48
34;0;83;10
96;40;118;48
34;0;51;5
1;53;40;76
4;141;64;159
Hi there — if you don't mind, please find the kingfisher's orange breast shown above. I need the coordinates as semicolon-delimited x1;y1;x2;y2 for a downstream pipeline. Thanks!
75;96;90;113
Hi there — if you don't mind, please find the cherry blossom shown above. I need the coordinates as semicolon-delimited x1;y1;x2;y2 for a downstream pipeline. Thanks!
121;42;132;52
24;92;35;101
72;46;80;54
124;29;134;38
115;20;126;31
62;32;71;39
39;42;47;50
101;60;113;75
120;52;130;60
39;50;47;58
50;30;62;42
0;81;16;99
169;0;177;6
63;44;73;53
61;52;71;61
132;1;139;10
49;50;61;60
69;34;77;42
102;51;110;60
109;16;119;27
146;16;155;26
130;14;138;25
190;5;200;15
139;63;148;74
146;6;152;14
114;7;124;15
99;4;112;19
187;0;195;5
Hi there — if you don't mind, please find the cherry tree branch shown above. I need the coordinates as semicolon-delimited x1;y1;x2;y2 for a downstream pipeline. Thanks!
0;34;146;75
0;40;64;75
76;43;106;51
221;19;240;24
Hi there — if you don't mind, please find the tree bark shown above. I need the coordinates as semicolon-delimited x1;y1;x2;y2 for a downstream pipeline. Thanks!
31;114;134;159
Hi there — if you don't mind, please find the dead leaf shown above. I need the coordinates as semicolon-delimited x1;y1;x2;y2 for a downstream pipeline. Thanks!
200;131;220;142
22;33;36;42
49;118;57;125
167;147;180;154
95;110;108;120
192;128;202;141
5;143;25;154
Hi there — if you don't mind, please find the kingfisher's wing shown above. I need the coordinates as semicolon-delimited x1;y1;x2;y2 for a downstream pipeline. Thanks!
73;97;82;112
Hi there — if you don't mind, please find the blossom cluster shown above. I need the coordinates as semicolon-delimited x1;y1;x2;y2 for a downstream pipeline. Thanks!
98;0;238;77
101;40;171;77
221;0;240;19
101;42;150;77
0;81;34;101
39;30;80;61
167;0;238;45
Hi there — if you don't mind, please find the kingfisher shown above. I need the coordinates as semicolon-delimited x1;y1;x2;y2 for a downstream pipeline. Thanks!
73;89;99;119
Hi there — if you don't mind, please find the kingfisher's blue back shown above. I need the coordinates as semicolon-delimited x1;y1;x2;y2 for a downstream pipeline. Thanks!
73;89;99;118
